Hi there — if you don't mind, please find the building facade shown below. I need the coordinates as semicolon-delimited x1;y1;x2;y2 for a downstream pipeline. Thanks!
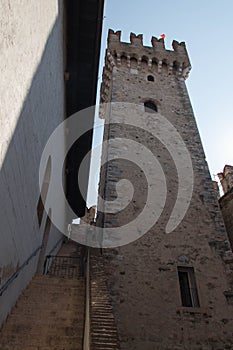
96;30;233;349
0;0;103;325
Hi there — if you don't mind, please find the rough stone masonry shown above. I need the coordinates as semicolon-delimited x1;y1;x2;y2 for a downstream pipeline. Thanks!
218;165;233;251
96;29;233;350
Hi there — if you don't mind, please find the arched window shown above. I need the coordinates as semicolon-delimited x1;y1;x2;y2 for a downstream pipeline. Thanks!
144;101;158;113
147;75;154;82
173;60;179;74
152;58;158;72
130;57;137;69
121;55;127;66
141;56;148;70
162;59;168;68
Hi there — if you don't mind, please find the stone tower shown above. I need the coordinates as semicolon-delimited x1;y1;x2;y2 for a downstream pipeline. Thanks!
218;165;233;194
96;30;233;349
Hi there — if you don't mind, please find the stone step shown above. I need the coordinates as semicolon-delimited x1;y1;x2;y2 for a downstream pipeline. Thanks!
92;341;119;348
1;323;83;333
10;309;84;318
91;323;117;328
0;339;83;348
24;292;84;297
9;315;84;324
17;298;84;305
92;329;118;334
1;347;78;350
27;281;84;288
32;276;84;284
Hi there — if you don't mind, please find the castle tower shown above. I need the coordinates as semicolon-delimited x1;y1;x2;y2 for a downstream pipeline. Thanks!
96;30;233;349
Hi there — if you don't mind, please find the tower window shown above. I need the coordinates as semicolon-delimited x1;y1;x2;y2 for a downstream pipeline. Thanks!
147;75;154;82
121;55;127;66
141;56;148;70
130;57;138;69
144;101;157;113
178;266;200;308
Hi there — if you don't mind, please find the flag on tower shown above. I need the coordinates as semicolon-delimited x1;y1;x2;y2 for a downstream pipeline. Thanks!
159;34;166;39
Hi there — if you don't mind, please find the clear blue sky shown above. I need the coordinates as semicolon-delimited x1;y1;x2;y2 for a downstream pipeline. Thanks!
87;0;233;206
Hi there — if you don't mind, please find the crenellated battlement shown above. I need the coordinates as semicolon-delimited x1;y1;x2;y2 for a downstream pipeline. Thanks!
107;29;191;79
100;29;192;103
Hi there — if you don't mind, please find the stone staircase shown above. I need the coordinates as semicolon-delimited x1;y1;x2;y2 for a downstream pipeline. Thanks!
0;241;85;350
90;254;119;350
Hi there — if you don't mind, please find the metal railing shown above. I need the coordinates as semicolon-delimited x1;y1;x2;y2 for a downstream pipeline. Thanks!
0;245;42;296
43;255;82;277
43;243;91;350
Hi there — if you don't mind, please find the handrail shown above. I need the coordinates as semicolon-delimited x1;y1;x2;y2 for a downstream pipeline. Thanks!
45;255;81;259
83;248;90;350
0;245;42;296
42;236;65;274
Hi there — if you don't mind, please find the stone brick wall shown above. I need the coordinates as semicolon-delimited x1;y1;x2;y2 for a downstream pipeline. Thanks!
97;30;233;349
218;165;233;194
217;166;233;251
0;0;65;324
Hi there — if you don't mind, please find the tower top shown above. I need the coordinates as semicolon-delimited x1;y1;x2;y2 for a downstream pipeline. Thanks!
107;29;191;79
218;165;233;195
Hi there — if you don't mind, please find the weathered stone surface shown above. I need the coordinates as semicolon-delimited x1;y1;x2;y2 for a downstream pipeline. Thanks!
218;166;233;252
218;165;233;194
96;30;233;349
